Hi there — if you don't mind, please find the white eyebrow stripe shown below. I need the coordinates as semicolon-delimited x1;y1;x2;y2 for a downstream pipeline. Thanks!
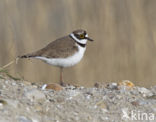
70;33;88;44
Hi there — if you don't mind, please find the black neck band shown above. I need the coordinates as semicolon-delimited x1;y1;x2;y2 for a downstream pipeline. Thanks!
76;41;86;47
69;35;86;48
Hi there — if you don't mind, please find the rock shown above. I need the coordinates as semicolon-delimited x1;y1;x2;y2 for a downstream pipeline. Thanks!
106;82;118;90
118;80;135;89
94;82;108;88
0;99;7;105
96;100;107;109
17;116;32;122
41;83;63;91
131;101;140;106
138;87;154;97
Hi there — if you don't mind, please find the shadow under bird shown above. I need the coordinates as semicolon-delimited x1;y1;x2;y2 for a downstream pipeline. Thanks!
19;29;94;85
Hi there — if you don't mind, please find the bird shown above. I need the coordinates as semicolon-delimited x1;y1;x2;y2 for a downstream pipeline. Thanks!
19;29;94;86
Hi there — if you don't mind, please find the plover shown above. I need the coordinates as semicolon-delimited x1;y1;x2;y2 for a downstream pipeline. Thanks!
19;29;94;85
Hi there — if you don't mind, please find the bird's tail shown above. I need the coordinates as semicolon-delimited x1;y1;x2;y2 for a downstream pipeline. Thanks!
18;53;34;58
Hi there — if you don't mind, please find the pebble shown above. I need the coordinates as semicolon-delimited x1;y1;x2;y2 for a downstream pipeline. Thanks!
138;87;154;97
106;82;118;90
96;100;107;109
118;80;135;89
0;103;3;109
41;83;63;91
17;116;32;122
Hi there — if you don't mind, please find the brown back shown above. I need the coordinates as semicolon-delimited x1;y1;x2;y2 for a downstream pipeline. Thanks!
29;35;78;58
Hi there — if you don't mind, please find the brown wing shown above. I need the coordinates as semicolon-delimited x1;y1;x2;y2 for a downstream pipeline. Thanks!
20;35;78;58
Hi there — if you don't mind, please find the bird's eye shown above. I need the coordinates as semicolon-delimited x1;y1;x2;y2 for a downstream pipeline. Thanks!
80;34;84;38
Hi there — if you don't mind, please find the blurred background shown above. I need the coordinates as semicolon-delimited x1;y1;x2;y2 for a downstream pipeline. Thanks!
0;0;156;87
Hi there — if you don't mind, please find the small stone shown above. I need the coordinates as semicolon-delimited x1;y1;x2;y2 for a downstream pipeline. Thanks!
0;99;7;104
34;105;43;112
0;99;7;108
41;84;47;90
94;82;100;88
17;116;32;122
106;82;118;90
41;83;63;91
147;95;156;99
118;80;135;89
96;100;107;109
94;82;108;88
131;101;140;106
65;85;77;90
138;87;153;97
11;82;16;86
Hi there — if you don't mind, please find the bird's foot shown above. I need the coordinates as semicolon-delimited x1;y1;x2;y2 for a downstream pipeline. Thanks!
60;81;68;87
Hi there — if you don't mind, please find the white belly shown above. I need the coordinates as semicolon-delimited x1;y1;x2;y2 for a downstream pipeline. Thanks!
35;45;86;68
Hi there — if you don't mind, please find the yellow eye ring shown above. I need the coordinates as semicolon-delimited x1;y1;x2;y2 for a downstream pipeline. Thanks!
80;34;84;38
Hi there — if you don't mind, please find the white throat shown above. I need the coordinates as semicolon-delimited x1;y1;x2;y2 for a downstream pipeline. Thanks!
70;33;88;44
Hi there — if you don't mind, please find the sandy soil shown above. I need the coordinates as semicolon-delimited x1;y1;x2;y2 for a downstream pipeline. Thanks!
0;78;156;122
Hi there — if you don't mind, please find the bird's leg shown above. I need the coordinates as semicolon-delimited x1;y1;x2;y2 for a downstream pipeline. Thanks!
60;67;64;86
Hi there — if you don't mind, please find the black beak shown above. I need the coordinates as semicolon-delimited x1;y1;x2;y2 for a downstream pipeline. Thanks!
85;37;94;41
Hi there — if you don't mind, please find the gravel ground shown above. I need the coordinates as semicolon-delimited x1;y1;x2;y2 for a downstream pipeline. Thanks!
0;78;156;122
